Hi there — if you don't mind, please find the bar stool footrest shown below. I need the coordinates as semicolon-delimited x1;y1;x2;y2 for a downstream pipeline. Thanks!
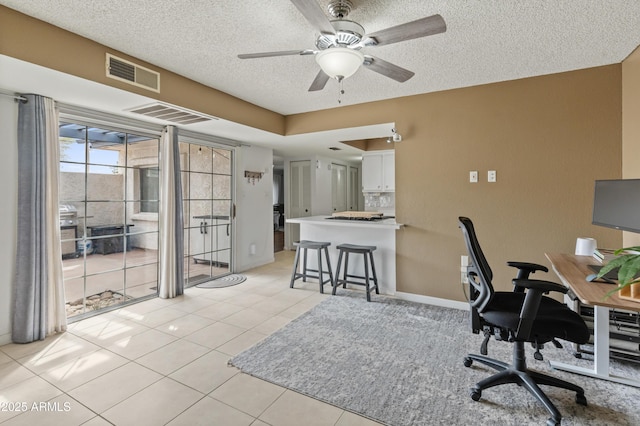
293;273;333;285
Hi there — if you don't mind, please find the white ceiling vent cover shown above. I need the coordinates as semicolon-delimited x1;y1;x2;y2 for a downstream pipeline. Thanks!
106;53;160;93
126;102;218;125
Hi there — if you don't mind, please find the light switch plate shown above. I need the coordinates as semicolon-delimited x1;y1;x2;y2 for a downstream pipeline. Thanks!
469;171;478;183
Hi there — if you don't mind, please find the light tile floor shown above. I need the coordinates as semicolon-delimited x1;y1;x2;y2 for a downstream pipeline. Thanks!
0;250;381;426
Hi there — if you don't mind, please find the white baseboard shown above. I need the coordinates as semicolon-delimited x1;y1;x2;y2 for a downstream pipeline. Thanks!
0;332;11;346
395;291;469;311
236;256;275;273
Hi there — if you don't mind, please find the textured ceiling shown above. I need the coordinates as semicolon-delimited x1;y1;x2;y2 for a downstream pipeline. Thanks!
2;0;640;116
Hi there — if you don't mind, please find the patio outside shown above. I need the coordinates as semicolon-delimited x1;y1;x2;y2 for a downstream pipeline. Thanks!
59;124;232;320
63;248;228;318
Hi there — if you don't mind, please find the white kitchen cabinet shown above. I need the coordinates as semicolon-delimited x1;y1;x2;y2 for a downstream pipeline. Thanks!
382;152;395;191
362;150;395;192
190;217;210;263
191;215;230;266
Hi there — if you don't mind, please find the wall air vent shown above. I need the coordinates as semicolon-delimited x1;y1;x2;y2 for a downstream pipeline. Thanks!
106;53;160;93
126;102;218;125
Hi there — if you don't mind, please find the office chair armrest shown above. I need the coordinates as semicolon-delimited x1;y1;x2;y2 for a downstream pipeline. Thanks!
512;279;568;294
507;263;549;294
513;281;565;340
507;261;548;277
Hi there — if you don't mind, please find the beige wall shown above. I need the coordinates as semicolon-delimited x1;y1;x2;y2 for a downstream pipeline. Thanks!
289;66;623;300
0;6;285;135
622;45;640;247
397;68;622;298
2;6;629;302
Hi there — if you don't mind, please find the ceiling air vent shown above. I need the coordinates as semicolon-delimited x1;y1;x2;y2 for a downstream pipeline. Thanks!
126;102;217;125
106;53;160;93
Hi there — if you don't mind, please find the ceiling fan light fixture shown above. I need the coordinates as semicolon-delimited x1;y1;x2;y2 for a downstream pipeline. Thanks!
315;47;364;80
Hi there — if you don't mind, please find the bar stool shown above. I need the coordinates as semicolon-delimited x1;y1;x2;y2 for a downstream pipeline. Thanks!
333;244;379;302
290;240;334;293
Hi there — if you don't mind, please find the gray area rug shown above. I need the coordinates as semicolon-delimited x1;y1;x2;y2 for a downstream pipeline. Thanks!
196;274;246;288
230;293;640;426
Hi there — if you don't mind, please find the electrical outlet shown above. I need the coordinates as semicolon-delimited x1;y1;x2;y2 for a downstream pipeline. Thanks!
469;171;478;183
488;170;497;182
460;255;469;284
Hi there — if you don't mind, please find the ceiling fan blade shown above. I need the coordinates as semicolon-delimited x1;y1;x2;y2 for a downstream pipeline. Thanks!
363;56;415;83
366;14;446;47
290;0;335;35
308;70;330;91
238;49;315;59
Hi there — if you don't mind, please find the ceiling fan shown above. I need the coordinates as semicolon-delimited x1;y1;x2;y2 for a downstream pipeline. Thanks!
238;0;446;92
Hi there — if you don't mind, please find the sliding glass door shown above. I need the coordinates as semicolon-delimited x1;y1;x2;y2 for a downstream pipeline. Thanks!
181;142;233;286
59;122;160;319
58;119;234;318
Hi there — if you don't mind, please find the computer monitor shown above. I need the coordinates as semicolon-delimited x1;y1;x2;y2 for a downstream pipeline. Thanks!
592;179;640;233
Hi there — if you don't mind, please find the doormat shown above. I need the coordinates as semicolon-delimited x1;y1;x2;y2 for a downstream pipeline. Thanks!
196;274;247;288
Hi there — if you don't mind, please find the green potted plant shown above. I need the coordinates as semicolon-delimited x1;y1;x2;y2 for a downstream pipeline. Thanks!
597;246;640;298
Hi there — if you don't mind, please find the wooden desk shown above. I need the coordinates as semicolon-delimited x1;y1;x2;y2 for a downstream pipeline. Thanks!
546;253;640;387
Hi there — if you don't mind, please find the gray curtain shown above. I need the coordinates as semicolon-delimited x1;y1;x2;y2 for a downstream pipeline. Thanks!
13;94;67;343
158;125;185;298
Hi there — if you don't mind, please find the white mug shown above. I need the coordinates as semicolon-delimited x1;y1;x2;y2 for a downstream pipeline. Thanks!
575;237;597;256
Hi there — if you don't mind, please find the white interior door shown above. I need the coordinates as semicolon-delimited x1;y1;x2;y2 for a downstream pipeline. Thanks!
349;166;360;211
289;160;311;243
332;163;348;213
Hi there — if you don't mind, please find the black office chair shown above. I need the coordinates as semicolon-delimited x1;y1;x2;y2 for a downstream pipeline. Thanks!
458;217;589;426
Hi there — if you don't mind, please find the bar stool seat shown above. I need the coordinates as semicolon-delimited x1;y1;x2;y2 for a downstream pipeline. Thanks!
290;240;334;293
333;243;379;302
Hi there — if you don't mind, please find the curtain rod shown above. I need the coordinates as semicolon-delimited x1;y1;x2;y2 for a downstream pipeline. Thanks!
0;92;28;102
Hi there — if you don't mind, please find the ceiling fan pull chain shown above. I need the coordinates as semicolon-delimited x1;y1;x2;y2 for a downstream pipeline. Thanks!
338;78;345;104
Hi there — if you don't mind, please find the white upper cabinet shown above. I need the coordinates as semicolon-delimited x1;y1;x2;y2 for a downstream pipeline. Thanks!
382;152;395;191
362;150;395;192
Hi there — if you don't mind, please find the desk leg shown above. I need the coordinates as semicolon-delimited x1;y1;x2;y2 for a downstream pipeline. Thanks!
593;305;610;376
550;305;640;387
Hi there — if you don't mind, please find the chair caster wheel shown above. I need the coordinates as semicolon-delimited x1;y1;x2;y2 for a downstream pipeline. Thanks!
470;388;481;401
463;357;473;368
546;418;560;426
576;393;587;406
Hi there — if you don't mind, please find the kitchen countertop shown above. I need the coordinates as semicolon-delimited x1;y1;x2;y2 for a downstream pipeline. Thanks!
286;215;403;230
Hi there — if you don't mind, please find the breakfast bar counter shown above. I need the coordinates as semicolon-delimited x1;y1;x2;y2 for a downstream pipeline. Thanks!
286;215;403;294
287;215;402;229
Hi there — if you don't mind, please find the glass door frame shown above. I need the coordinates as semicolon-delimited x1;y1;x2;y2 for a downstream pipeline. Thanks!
58;117;163;321
179;137;235;288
